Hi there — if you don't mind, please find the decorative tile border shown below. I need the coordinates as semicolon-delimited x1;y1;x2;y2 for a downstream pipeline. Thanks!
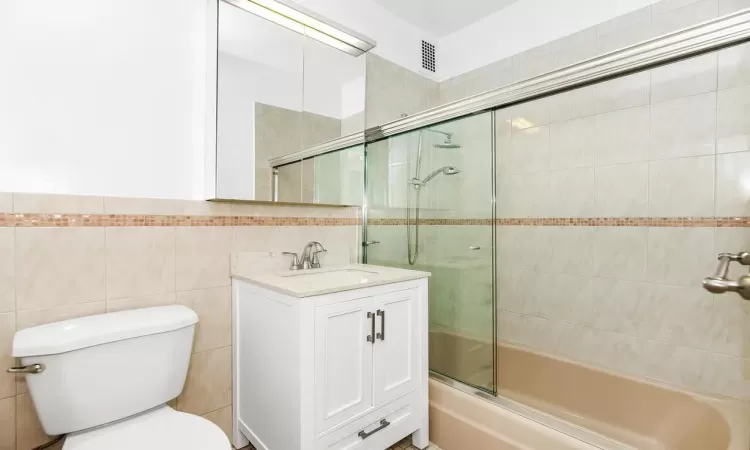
369;217;750;227
0;213;360;227
2;213;750;228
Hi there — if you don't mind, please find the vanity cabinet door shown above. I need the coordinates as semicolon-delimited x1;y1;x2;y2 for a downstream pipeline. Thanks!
372;289;419;406
315;297;374;432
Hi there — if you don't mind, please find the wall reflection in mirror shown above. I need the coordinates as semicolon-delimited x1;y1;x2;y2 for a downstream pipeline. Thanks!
214;0;367;204
274;144;364;205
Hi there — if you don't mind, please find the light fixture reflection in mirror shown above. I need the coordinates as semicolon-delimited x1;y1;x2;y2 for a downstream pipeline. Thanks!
222;0;376;56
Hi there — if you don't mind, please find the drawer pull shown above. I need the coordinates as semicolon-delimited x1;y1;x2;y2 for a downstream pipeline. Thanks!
358;419;390;439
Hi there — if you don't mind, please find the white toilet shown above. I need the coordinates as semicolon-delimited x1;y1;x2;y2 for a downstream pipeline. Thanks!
11;305;230;450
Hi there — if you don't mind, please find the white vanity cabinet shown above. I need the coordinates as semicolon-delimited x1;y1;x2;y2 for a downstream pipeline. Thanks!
231;265;430;450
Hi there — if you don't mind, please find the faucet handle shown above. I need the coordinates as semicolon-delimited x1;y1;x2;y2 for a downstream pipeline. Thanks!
311;248;327;269
282;252;302;270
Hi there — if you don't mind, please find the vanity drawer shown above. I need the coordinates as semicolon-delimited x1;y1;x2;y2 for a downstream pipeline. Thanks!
316;393;418;450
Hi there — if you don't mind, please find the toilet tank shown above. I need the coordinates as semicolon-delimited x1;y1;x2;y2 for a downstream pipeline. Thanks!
12;305;198;436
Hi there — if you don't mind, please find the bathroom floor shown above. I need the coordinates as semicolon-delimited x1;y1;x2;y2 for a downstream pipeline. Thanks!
387;438;442;449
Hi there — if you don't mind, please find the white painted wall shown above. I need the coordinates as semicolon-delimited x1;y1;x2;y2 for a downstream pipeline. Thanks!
438;0;661;80
0;0;208;199
341;76;366;119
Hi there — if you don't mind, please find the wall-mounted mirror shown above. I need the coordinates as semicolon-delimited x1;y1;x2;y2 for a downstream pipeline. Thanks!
207;0;372;205
215;0;303;201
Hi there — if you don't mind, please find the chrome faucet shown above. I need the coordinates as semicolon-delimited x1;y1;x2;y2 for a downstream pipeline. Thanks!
282;241;327;270
301;241;326;269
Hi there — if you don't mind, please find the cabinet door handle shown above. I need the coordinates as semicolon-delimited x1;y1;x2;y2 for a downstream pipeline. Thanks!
376;309;385;340
366;312;375;343
358;419;390;439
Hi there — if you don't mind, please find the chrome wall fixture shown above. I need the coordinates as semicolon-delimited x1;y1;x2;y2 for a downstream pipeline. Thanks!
222;0;376;56
268;8;750;168
703;251;750;299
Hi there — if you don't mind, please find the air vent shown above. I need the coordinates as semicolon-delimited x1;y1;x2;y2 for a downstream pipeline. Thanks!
421;40;436;73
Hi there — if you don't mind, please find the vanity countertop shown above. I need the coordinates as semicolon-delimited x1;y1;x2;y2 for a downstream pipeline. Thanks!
231;261;430;298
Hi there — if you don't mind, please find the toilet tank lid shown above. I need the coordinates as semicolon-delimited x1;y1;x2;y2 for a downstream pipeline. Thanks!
12;305;199;357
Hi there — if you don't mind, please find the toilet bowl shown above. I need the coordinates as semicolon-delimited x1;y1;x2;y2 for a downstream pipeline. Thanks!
10;305;229;450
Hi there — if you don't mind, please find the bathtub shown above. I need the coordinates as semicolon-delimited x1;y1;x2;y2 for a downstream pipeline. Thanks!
429;331;750;450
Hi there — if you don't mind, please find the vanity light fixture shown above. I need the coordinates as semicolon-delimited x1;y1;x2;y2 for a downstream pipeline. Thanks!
222;0;376;56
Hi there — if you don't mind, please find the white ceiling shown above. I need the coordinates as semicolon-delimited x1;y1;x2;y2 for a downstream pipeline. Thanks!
370;0;522;37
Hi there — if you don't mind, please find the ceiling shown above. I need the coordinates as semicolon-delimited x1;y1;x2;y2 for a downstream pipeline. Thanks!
371;0;522;37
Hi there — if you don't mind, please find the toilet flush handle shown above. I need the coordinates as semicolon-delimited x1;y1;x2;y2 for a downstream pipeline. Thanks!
7;363;44;374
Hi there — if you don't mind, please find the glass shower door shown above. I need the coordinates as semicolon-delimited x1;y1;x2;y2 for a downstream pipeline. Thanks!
364;112;495;392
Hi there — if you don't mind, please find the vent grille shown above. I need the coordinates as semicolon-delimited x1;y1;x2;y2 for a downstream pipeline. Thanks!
421;40;436;73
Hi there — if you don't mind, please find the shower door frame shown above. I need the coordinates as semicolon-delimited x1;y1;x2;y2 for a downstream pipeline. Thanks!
359;7;750;450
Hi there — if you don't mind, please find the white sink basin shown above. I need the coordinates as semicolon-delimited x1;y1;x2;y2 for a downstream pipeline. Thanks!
280;268;377;277
231;262;430;297
279;268;379;285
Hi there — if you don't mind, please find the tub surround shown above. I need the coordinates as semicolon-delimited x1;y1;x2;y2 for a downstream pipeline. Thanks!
430;331;750;450
0;192;360;450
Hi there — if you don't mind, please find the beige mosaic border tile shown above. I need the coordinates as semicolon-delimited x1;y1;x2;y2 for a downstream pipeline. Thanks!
370;217;750;227
1;213;749;228
0;213;360;227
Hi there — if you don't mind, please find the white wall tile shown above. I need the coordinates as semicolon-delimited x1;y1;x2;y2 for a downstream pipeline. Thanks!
653;0;707;14
716;151;750;216
596;8;653;55
711;294;750;357
717;84;750;154
636;284;714;350
545;227;595;275
595;106;650;166
649;92;717;160
648;155;714;217
593;227;648;281
550;29;599;69
548;86;596;124
501;126;549;174
650;53;717;103
549;116;595;170
547;168;594;217
719;0;750;14
589;278;652;334
508;98;550;130
594;71;651;115
652;0;718;36
718;41;750;90
647;227;715;287
497;172;548;219
594;162;649;217
645;340;713;392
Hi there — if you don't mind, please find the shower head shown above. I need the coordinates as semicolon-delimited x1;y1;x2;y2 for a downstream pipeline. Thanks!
420;165;461;184
433;134;461;149
434;141;461;149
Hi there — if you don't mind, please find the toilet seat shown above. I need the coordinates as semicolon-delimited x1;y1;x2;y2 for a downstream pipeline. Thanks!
62;405;230;450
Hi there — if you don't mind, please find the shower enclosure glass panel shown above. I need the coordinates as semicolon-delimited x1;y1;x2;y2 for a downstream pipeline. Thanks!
364;112;495;392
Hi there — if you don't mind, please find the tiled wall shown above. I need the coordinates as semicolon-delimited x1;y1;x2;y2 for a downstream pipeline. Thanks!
365;54;439;128
364;0;750;403
0;193;360;450
492;40;750;401
437;0;750;106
